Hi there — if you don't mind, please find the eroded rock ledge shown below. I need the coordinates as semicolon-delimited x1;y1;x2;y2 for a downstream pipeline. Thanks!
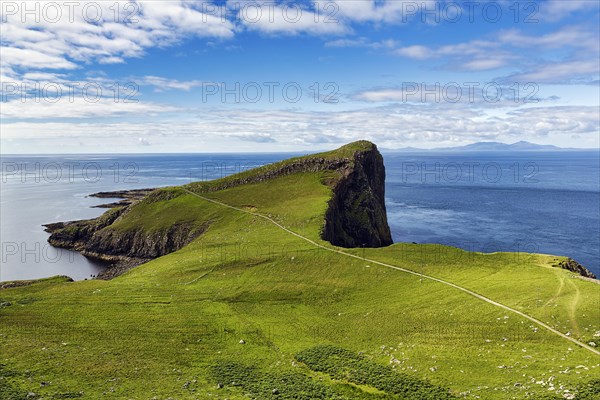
554;258;597;279
89;188;154;208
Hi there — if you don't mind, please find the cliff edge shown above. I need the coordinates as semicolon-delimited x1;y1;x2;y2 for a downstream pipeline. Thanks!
322;142;393;247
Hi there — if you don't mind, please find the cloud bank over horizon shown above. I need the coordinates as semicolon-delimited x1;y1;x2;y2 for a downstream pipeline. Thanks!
1;0;599;152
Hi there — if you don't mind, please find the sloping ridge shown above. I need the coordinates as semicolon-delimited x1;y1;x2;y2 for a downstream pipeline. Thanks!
44;141;393;278
186;140;393;248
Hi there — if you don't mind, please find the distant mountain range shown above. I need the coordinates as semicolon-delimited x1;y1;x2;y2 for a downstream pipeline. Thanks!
386;141;593;152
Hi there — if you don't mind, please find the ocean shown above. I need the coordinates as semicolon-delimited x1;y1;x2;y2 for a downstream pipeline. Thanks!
1;151;598;281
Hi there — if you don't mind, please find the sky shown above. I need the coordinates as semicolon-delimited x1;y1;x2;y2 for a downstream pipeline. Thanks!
1;0;599;153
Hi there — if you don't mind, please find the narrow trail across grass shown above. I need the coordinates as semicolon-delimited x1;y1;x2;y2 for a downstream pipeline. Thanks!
182;189;600;356
566;277;582;338
543;270;565;309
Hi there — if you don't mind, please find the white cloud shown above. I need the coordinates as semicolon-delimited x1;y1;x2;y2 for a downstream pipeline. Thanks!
393;45;432;60
354;85;526;105
330;0;433;24
540;0;598;21
389;26;599;76
2;104;598;151
0;46;78;70
325;37;397;49
0;96;179;119
234;1;349;35
1;1;235;72
139;76;205;91
392;39;512;70
462;58;507;71
509;60;600;83
498;27;598;51
505;106;599;137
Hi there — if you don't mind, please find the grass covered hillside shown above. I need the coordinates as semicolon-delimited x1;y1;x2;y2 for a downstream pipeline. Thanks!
1;141;599;399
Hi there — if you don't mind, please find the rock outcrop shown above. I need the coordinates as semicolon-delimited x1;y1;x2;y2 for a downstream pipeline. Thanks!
46;218;206;262
321;143;393;248
554;258;597;279
89;188;154;208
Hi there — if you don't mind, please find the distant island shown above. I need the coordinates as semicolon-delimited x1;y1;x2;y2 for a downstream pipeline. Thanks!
386;140;594;152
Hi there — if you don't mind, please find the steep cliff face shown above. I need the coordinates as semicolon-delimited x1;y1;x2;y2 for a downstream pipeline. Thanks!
46;219;207;261
321;143;393;248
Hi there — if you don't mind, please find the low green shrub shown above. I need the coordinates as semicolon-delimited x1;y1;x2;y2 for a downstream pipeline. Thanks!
295;345;456;399
211;362;349;399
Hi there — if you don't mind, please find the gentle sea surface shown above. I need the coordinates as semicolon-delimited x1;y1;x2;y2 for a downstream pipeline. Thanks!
1;151;598;281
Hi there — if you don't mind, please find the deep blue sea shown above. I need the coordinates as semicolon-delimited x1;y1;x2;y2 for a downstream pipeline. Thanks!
1;151;598;281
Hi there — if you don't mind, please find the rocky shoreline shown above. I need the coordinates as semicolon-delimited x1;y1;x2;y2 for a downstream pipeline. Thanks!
43;188;204;280
88;188;155;208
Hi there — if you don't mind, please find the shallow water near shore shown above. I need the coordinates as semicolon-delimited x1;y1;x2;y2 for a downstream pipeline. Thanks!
1;150;598;281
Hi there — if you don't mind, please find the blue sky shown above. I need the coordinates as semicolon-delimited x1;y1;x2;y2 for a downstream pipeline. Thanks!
1;0;599;153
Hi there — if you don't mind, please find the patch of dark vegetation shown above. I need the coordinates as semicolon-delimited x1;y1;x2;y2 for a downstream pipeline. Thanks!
15;298;37;305
295;345;456;400
50;392;83;398
0;276;73;291
0;365;85;400
0;364;29;400
140;187;184;203
576;378;600;399
211;362;349;399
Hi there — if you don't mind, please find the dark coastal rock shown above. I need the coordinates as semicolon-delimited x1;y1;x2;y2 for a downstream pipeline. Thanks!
45;218;207;280
322;143;393;248
85;222;208;260
44;207;126;245
555;258;597;279
89;188;155;208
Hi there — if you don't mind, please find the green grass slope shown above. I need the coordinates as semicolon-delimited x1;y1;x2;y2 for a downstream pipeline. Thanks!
1;142;598;399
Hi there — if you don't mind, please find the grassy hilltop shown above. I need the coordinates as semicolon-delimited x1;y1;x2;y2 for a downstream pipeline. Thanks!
1;141;599;399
